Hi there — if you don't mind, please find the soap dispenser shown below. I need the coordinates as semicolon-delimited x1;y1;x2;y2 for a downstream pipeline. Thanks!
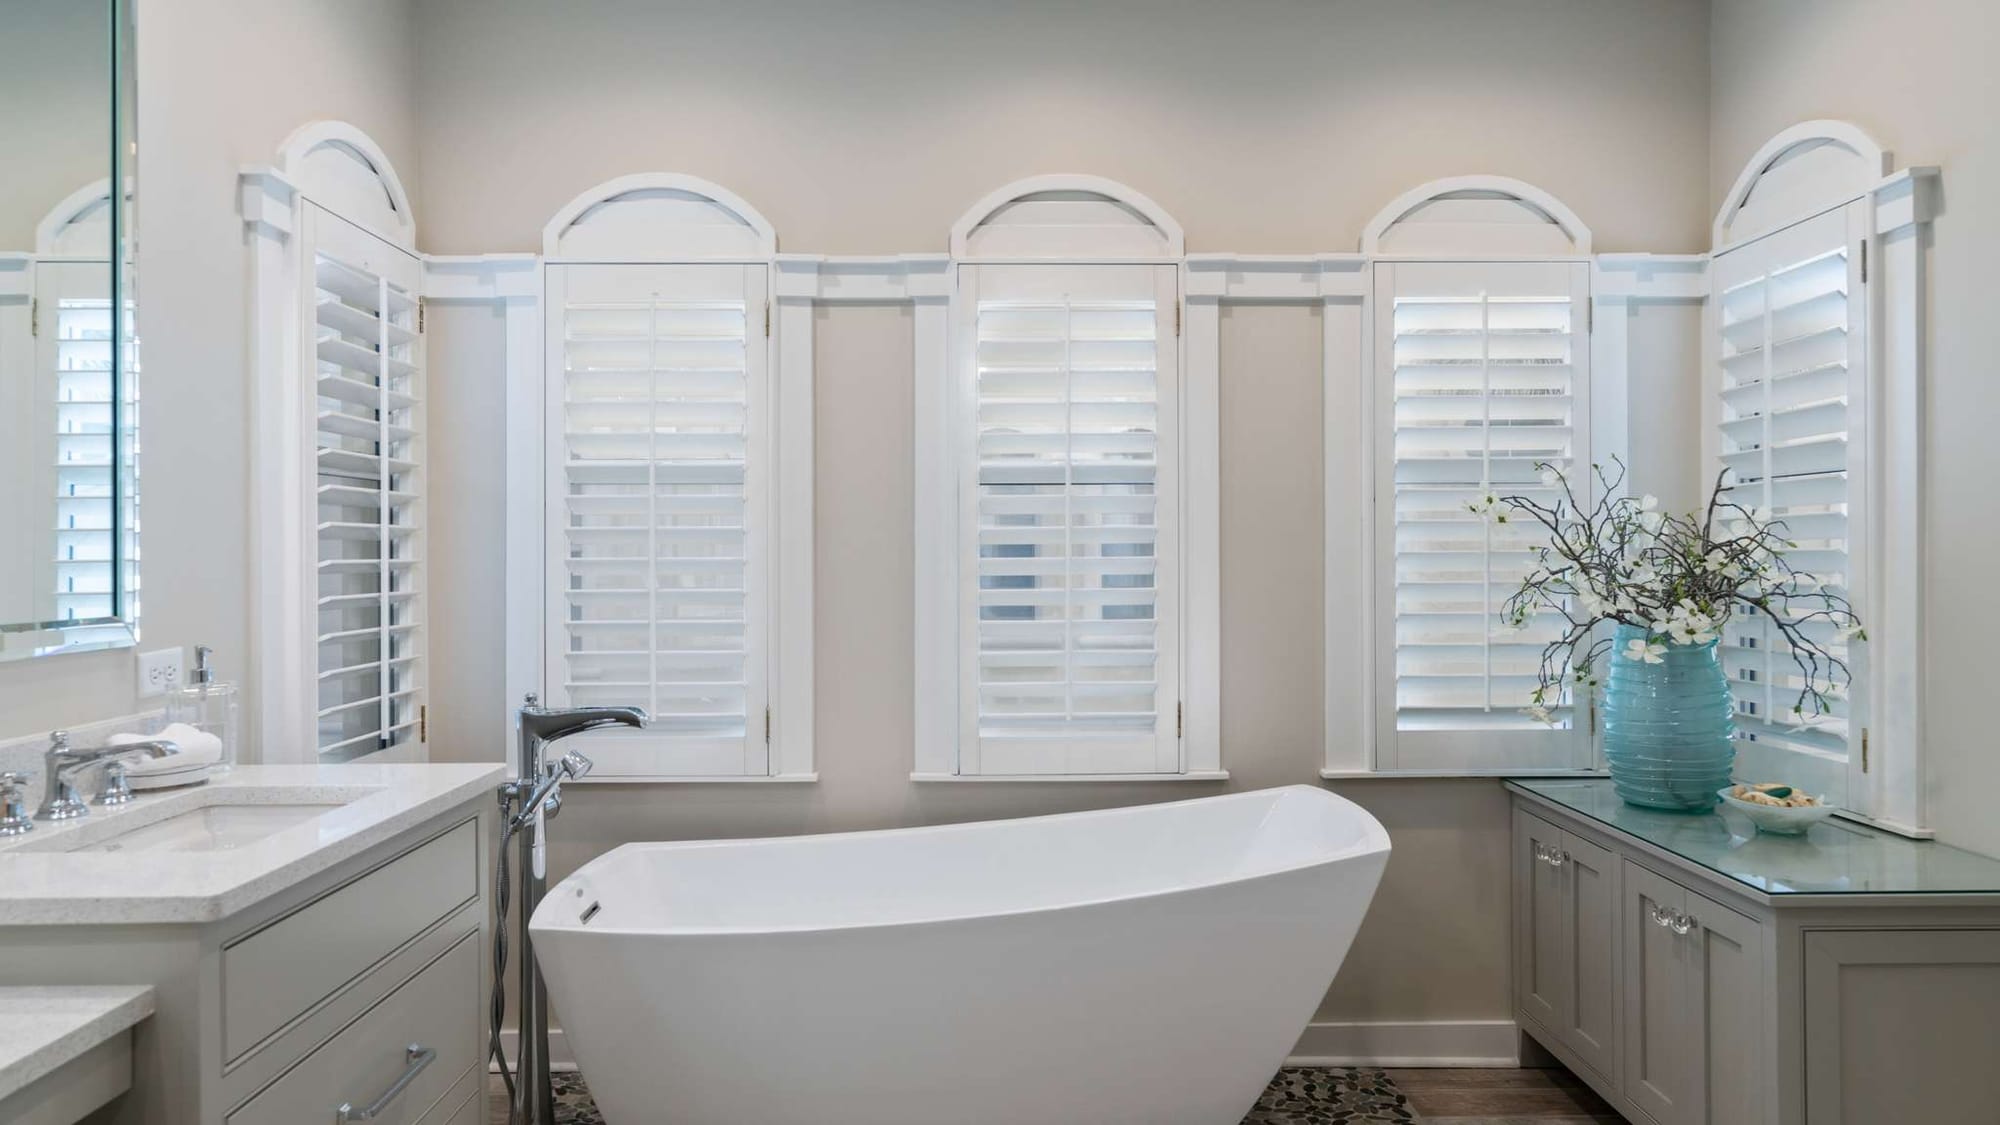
167;645;239;773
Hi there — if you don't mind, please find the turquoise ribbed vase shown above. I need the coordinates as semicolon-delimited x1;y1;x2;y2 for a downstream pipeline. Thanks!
1602;623;1735;811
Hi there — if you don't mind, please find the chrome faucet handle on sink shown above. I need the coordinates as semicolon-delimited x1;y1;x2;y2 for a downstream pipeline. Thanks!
0;771;32;836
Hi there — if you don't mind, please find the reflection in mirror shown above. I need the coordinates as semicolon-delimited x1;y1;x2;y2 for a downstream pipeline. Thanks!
0;0;138;660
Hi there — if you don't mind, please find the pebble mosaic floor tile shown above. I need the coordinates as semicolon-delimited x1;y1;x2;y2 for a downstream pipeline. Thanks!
493;1067;1423;1124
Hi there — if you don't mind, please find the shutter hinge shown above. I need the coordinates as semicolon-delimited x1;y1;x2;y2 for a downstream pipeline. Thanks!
1585;300;1593;335
1859;241;1868;284
1177;703;1183;739
416;297;426;334
765;706;772;743
1174;300;1182;337
419;705;428;743
764;303;771;338
1861;727;1869;773
1589;699;1597;737
29;298;38;338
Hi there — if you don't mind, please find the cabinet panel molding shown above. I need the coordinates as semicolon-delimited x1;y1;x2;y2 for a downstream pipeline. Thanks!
1803;929;2000;1125
1563;831;1619;1084
1622;860;1692;1125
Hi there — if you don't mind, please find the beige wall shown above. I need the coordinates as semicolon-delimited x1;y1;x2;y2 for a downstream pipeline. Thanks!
414;0;1716;1031
412;0;1712;255
1710;0;2000;856
0;0;420;742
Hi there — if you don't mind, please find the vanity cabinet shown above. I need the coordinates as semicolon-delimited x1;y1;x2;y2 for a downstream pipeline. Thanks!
1508;780;2000;1125
0;779;496;1125
1512;809;1617;1083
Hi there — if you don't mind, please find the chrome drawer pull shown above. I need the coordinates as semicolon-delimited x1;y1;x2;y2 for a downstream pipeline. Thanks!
1670;911;1695;936
336;1043;436;1122
1648;903;1674;928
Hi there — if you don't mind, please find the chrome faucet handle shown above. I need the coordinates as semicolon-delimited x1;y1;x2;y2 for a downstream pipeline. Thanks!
0;771;32;836
95;760;135;806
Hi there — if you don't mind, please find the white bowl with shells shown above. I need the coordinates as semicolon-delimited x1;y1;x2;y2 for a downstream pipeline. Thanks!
1717;783;1839;836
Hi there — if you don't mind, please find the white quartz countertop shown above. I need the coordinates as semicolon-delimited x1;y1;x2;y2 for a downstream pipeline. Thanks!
0;985;155;1102
0;763;503;925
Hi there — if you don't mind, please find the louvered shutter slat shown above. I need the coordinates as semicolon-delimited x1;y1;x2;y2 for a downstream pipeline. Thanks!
554;270;766;762
961;264;1180;776
45;262;141;631
1714;215;1862;786
1374;262;1592;770
307;208;424;757
1392;291;1574;730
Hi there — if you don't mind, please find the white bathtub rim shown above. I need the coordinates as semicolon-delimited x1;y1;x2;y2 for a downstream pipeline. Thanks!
533;784;1390;939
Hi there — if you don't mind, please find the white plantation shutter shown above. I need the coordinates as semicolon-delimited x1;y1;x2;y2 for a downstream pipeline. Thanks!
544;263;769;777
304;206;426;759
39;261;139;644
1372;260;1592;771
1712;202;1868;805
958;264;1180;776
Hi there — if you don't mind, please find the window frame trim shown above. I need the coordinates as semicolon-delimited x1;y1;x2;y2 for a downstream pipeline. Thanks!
914;175;1220;781
496;175;814;782
243;122;428;765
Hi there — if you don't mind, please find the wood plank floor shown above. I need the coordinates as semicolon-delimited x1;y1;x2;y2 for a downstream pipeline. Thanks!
1387;1066;1625;1123
488;1062;1627;1123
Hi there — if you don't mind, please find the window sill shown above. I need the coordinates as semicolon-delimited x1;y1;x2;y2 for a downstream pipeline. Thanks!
1318;768;1608;781
566;772;819;785
911;770;1230;784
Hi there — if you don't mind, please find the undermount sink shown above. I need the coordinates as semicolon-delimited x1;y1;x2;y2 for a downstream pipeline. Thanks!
70;802;350;854
2;786;389;855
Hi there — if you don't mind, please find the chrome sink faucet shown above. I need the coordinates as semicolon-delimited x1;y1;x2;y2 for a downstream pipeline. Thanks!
37;730;182;821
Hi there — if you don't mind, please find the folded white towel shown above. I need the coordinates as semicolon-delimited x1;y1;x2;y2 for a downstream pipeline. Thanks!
108;722;223;775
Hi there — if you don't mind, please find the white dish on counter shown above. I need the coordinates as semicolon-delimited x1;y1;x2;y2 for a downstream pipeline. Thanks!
1717;787;1840;835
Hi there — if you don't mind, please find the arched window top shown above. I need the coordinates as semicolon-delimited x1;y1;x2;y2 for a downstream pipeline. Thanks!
542;173;776;260
1361;175;1591;257
1713;120;1889;249
950;174;1183;260
35;178;125;257
275;120;416;248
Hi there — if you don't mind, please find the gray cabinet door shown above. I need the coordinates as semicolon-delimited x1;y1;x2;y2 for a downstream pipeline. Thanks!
1804;929;2000;1125
1686;888;1764;1125
1562;830;1619;1084
1622;860;1691;1125
1514;809;1570;1035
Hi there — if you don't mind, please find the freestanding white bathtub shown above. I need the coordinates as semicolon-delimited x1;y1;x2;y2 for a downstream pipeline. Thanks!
530;785;1390;1125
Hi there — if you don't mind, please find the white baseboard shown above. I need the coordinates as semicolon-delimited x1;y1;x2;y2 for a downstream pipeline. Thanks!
495;1028;578;1073
498;1020;1521;1075
1285;1020;1520;1068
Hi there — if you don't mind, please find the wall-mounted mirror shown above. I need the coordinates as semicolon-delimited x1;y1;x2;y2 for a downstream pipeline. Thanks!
0;0;139;660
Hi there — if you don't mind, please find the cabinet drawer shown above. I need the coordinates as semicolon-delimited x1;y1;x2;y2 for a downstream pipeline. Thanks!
229;931;480;1125
223;819;478;1060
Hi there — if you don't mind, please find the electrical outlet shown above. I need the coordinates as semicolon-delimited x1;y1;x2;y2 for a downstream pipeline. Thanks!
137;647;184;698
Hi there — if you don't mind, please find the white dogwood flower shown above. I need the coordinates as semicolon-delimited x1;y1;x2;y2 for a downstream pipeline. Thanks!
1624;638;1667;664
